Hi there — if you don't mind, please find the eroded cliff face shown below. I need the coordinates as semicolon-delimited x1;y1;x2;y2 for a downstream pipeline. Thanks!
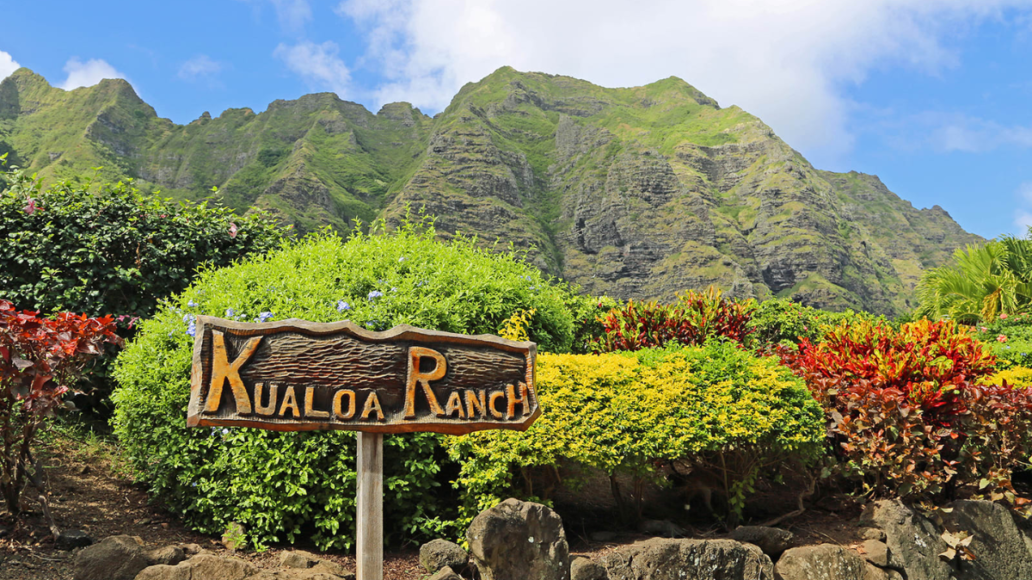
386;68;981;315
0;66;981;314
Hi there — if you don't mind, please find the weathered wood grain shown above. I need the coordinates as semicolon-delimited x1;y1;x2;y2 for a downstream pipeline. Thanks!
186;316;539;435
356;432;383;580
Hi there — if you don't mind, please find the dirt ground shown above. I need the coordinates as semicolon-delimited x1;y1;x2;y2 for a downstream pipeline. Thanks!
0;431;870;580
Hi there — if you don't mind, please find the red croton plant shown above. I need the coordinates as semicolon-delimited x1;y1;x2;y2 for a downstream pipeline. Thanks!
781;319;1032;510
594;287;754;352
0;299;120;519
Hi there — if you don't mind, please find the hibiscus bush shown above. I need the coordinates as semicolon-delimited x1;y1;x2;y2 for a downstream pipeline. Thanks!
0;300;119;515
781;319;1032;506
0;167;285;415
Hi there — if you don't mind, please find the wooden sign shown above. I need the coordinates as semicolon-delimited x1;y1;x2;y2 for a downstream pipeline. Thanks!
186;316;540;436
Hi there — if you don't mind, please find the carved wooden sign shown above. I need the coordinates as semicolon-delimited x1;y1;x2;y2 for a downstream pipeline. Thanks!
186;316;539;436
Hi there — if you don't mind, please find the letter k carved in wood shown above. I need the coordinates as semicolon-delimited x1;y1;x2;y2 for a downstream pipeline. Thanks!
204;330;262;415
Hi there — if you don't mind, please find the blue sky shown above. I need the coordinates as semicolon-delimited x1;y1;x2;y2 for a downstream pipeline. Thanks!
1;0;1031;240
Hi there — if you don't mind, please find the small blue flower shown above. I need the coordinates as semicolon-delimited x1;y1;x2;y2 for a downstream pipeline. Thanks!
191;482;198;488
222;428;229;435
399;256;406;262
225;308;236;318
337;300;351;312
187;300;198;308
186;321;197;337
258;311;273;322
391;287;397;293
368;291;384;300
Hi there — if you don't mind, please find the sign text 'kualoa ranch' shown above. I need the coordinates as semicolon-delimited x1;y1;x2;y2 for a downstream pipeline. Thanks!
186;317;540;435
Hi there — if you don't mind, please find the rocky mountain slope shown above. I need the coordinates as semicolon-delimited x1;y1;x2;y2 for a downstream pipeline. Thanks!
0;66;982;314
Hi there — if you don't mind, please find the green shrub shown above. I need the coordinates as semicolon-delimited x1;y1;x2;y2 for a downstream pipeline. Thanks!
0;167;285;416
112;220;579;550
747;297;886;351
447;341;824;526
971;312;1032;369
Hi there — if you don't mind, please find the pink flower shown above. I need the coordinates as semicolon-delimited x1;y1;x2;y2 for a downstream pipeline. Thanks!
998;334;1008;343
980;327;988;333
229;223;238;238
23;198;36;215
1001;313;1009;320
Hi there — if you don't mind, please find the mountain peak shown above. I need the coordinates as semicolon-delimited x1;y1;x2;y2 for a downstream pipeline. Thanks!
0;67;980;315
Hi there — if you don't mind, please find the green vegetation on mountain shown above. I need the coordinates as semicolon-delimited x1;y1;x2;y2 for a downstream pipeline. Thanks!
0;66;982;315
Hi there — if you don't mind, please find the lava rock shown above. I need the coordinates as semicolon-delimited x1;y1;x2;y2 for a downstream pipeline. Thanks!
466;498;570;580
420;539;469;572
601;537;772;580
146;545;186;566
428;566;462;580
861;539;890;568
774;545;868;580
570;555;607;580
73;535;149;580
56;529;93;550
729;525;793;558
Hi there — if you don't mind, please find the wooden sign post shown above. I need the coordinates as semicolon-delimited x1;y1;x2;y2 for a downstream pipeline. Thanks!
186;316;540;580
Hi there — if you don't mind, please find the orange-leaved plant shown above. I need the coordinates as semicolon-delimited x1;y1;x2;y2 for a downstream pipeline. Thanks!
594;287;754;352
781;319;1032;508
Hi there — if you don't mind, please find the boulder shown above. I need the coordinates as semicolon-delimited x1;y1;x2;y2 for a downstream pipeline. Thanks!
190;554;258;579
571;555;607;580
428;566;463;580
467;498;570;580
601;538;773;580
861;498;1032;580
180;543;204;556
863;564;903;580
73;535;150;580
222;522;247;551
860;540;889;567
142;553;257;580
135;565;192;580
308;560;347;576
147;545;186;566
420;539;469;572
729;526;794;558
774;544;867;580
859;499;953;580
56;529;94;550
944;500;1032;580
244;571;351;580
280;550;319;568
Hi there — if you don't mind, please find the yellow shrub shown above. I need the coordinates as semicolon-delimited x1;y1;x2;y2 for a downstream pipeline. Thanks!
982;366;1032;388
446;342;824;523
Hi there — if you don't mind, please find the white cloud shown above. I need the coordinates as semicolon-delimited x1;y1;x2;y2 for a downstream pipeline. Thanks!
59;57;127;90
271;0;312;33
178;55;223;81
337;0;1032;166
274;41;351;96
932;116;1032;153
0;51;20;79
1013;183;1032;236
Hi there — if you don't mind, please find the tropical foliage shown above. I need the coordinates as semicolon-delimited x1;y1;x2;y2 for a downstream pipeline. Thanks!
593;287;754;352
0;300;119;515
448;343;825;526
918;236;1032;324
781;319;1032;506
0;167;286;415
111;219;582;549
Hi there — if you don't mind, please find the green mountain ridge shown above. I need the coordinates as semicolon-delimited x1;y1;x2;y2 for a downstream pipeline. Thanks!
0;66;982;315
